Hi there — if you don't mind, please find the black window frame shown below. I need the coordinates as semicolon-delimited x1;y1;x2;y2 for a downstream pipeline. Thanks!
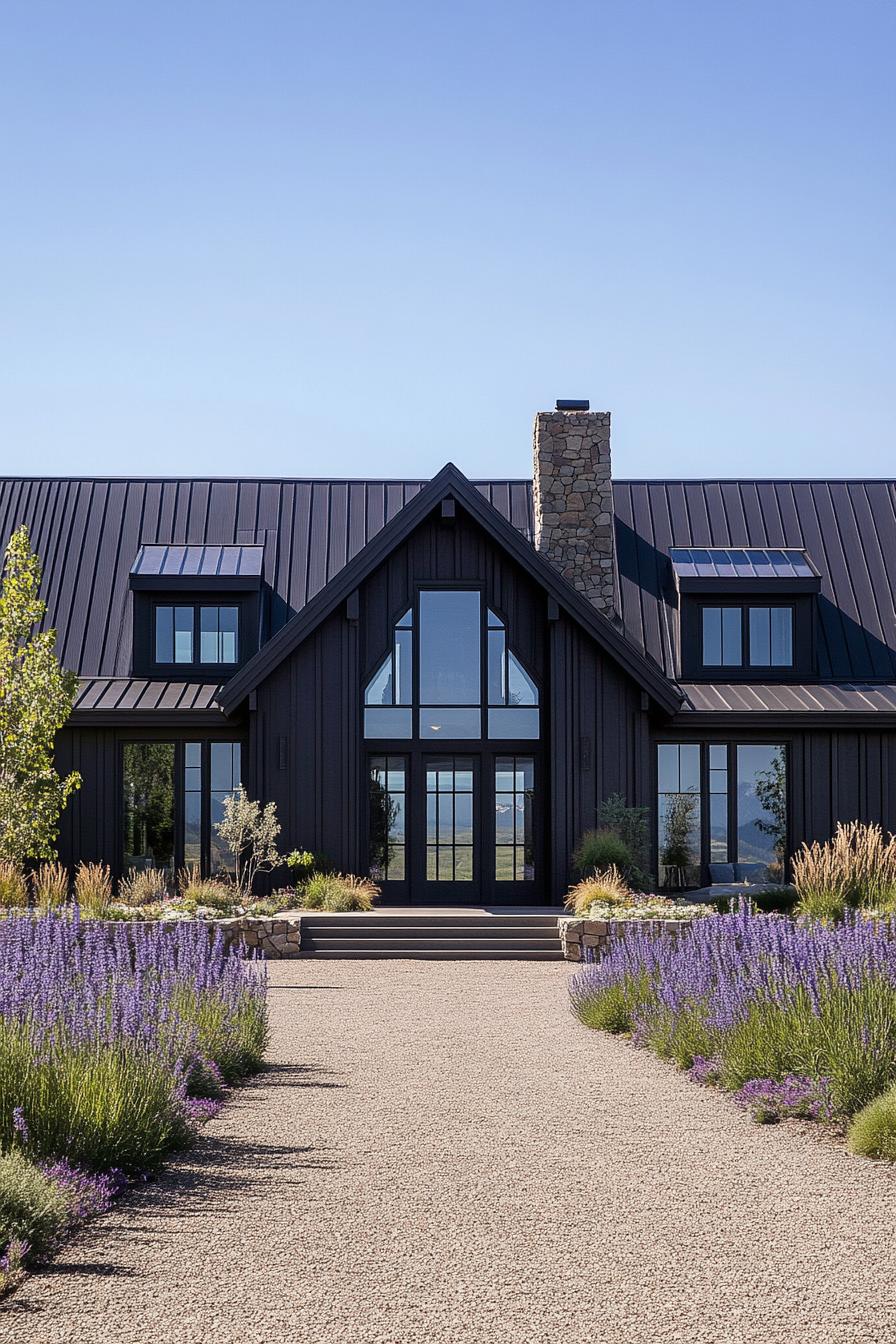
654;737;790;889
362;584;542;744
151;600;241;672
118;736;245;881
681;596;812;680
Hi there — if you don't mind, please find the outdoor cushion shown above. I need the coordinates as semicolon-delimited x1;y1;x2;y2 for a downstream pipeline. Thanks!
708;863;736;884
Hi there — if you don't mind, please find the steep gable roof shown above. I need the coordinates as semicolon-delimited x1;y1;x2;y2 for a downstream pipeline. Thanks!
217;463;681;715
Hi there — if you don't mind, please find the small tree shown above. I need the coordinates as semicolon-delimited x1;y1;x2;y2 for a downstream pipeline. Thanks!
0;526;80;862
214;786;280;896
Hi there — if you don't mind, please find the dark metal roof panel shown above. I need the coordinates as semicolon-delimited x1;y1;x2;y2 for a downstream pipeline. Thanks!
616;480;896;679
73;678;224;715
6;473;895;690
0;477;533;678
131;543;265;578
680;682;896;714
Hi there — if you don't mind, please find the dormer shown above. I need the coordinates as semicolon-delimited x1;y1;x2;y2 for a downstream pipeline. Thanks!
129;544;265;678
671;547;821;681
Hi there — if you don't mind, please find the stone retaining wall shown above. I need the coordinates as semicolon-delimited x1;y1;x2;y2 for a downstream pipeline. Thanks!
111;916;304;959
559;916;692;962
217;916;303;958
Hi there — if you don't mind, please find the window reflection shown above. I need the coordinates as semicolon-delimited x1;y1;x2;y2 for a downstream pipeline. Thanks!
495;756;534;881
425;758;474;881
369;756;407;882
657;743;701;889
419;591;480;704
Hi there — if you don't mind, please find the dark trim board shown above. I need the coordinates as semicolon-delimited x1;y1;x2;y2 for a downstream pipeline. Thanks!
219;464;682;717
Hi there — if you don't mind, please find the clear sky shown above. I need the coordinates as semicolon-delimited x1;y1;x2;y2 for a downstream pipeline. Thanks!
0;1;892;481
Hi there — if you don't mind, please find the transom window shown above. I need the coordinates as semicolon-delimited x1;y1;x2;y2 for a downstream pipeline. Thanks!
364;591;540;741
155;604;239;666
701;604;793;669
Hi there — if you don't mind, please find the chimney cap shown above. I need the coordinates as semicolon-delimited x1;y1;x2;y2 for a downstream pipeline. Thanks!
555;399;590;411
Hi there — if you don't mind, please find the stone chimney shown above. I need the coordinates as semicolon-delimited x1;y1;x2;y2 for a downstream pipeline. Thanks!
533;403;616;615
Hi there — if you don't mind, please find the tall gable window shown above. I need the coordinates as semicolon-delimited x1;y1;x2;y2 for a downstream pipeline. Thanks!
364;608;413;739
363;591;539;741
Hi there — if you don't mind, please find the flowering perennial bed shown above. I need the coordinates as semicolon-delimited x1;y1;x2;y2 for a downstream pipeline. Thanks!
0;911;268;1292
569;907;896;1135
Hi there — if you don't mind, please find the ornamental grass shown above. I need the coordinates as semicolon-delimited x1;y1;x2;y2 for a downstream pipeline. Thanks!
792;821;896;920
569;906;896;1119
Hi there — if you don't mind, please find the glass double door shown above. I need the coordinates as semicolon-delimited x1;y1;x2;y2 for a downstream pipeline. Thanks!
369;752;538;904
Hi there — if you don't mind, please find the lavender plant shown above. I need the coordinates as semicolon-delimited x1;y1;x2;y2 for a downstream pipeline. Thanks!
569;905;896;1117
0;910;267;1172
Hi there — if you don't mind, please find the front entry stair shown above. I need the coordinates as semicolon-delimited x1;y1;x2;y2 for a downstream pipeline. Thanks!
300;912;563;960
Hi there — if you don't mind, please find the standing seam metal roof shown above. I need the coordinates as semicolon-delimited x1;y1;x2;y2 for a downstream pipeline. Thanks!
2;475;896;692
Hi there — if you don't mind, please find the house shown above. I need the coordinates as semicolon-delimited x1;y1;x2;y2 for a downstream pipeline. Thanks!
3;402;895;904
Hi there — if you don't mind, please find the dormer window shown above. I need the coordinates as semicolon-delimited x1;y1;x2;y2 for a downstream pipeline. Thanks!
701;604;793;669
129;544;263;677
154;604;239;666
672;547;818;681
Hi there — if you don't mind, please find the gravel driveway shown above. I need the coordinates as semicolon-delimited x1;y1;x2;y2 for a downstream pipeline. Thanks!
4;959;896;1344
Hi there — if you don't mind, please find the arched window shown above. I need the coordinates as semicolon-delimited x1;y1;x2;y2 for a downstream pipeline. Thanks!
363;593;539;741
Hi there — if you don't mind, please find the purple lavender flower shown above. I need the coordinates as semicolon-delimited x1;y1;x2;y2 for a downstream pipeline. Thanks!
733;1075;833;1124
182;1096;224;1126
688;1056;722;1085
40;1159;116;1223
11;1106;28;1145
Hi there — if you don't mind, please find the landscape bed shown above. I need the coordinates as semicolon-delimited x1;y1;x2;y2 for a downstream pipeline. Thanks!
0;910;268;1294
569;906;896;1160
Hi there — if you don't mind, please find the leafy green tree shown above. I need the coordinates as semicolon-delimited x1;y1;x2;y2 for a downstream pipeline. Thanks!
0;526;80;861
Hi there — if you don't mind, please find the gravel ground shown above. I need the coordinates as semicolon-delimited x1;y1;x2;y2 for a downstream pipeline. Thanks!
4;959;896;1344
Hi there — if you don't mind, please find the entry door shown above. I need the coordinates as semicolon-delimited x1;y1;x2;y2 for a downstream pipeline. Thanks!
418;755;480;902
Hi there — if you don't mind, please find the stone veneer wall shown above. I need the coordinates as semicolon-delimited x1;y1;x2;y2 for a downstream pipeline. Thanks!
120;915;303;958
559;915;692;962
533;408;616;614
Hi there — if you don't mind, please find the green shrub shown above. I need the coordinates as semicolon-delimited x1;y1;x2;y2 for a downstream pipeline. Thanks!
564;866;631;916
177;866;236;913
31;862;69;911
0;1150;69;1260
572;829;633;878
300;872;379;912
246;890;298;917
73;862;113;917
848;1083;896;1161
0;862;27;910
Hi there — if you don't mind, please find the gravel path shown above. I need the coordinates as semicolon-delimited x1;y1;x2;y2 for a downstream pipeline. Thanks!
5;959;896;1344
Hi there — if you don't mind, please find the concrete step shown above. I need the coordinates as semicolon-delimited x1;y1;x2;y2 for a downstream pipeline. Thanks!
302;948;565;960
304;936;562;952
299;916;561;929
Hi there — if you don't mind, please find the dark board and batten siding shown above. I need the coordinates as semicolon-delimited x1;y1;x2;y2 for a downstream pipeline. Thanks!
250;507;649;901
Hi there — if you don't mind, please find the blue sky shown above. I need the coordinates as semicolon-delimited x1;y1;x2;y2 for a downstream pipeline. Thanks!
0;1;892;480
